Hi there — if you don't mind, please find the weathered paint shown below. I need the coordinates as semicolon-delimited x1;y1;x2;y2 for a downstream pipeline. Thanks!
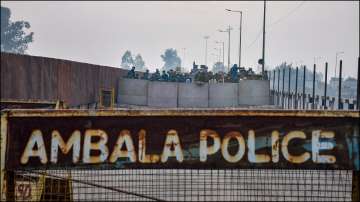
0;53;135;106
20;130;48;164
4;108;359;118
110;130;137;163
281;131;311;164
0;99;58;110
82;129;109;164
2;109;359;170
0;113;7;200
221;131;246;163
353;125;360;170
51;130;81;164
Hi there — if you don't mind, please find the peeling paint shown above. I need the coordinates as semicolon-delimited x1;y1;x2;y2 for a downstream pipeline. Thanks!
221;131;246;163
4;109;359;170
281;131;310;164
83;129;109;164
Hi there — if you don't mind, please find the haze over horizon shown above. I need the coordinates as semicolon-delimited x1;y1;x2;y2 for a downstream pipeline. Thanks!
1;1;359;79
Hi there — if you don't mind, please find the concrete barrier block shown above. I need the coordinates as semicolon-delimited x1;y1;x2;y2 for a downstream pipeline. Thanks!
209;83;238;107
238;80;270;106
148;81;178;107
118;78;148;106
178;83;209;108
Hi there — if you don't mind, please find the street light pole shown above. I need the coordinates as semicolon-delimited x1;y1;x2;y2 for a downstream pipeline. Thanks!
261;0;266;77
204;36;210;67
226;9;243;68
228;25;231;72
335;51;344;78
182;48;186;71
214;47;221;62
215;41;224;65
313;56;323;66
218;26;232;72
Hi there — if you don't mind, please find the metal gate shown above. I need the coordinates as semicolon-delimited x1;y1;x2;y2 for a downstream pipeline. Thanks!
1;109;359;201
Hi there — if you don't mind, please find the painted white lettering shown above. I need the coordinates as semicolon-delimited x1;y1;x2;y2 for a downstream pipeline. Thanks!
21;130;48;164
199;129;221;162
248;130;271;163
221;131;246;163
82;129;109;164
110;130;137;163
281;131;310;163
312;130;336;163
161;130;184;163
138;129;160;163
51;130;81;163
272;131;280;163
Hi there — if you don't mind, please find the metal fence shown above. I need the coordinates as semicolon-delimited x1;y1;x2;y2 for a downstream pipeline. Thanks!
8;168;353;201
269;58;360;110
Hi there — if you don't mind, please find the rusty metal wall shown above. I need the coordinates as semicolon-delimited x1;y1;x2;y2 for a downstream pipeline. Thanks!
0;53;132;106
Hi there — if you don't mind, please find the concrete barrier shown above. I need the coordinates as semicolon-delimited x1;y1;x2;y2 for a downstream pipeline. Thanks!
148;81;178;107
209;83;238;107
117;79;270;108
118;78;148;106
238;80;270;106
178;83;209;108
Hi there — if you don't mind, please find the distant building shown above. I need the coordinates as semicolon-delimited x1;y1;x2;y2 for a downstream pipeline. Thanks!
328;77;357;99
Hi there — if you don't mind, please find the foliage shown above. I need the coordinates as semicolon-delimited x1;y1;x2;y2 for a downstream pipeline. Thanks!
1;6;34;54
212;62;225;73
134;54;145;72
121;50;134;70
121;51;146;71
161;48;181;71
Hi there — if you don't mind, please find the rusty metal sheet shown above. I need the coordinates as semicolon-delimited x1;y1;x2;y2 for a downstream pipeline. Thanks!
0;53;146;106
0;99;57;110
2;109;359;170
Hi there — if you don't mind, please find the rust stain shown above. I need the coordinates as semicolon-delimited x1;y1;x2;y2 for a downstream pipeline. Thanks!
3;109;359;118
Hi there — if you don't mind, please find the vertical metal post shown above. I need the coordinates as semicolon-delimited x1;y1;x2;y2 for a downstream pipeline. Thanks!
338;60;343;109
261;0;266;77
288;67;291;109
357;57;360;110
282;68;285;109
239;12;242;68
278;69;280;106
295;66;298;109
273;70;275;90
277;69;280;92
228;25;231;72
324;62;328;109
204;36;209;67
303;65;306;109
222;42;225;68
312;64;316;109
353;171;360;202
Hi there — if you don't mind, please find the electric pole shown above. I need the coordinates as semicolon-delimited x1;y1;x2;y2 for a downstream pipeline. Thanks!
261;0;266;78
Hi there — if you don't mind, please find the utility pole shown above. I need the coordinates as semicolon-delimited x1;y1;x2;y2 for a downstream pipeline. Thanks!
261;0;266;78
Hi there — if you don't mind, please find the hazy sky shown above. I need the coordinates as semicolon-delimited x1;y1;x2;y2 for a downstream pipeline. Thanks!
2;1;359;78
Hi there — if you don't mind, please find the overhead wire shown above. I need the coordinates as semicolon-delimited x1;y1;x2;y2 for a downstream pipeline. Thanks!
245;1;306;50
